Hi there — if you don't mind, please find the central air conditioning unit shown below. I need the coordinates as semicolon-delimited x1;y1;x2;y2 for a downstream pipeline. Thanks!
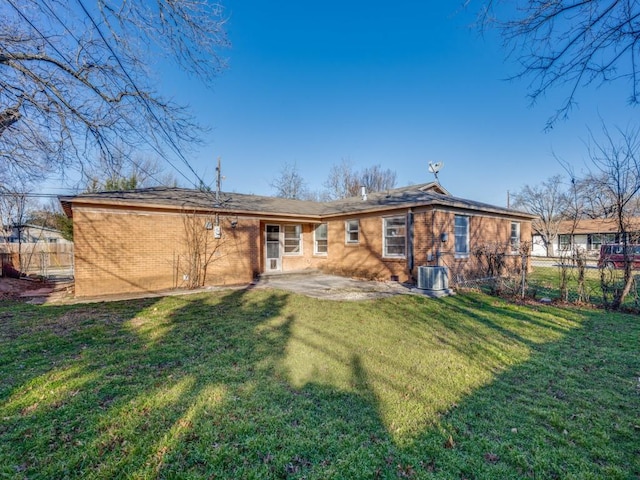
417;266;449;291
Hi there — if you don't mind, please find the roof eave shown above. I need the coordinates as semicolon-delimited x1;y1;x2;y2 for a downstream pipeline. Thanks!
322;199;536;219
61;196;324;221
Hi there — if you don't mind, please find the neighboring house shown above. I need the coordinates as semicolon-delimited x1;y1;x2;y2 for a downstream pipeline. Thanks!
532;217;640;257
59;182;534;298
1;224;72;245
1;224;74;278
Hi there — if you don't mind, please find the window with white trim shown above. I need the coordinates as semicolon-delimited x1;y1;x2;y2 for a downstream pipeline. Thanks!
314;223;328;255
588;233;616;251
454;215;469;257
284;225;302;254
383;216;406;257
510;222;521;252
558;234;572;251
345;220;359;244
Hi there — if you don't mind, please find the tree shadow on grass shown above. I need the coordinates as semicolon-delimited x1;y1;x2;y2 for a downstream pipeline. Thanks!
2;288;389;478
1;290;638;479
421;306;640;479
0;297;161;401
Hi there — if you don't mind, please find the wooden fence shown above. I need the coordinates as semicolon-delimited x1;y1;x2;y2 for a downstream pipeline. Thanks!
0;243;74;279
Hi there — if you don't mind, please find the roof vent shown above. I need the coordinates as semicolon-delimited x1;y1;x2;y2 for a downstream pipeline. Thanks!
361;186;367;201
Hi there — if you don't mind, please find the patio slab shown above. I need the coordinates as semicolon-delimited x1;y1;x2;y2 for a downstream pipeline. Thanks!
252;271;418;301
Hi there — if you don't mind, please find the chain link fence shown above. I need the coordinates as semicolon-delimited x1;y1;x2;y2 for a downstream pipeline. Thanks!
528;255;640;307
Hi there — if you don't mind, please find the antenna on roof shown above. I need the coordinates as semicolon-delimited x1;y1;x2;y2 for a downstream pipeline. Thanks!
428;161;444;183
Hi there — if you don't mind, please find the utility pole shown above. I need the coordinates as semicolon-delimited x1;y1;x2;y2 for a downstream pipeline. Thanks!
215;156;222;206
213;157;222;236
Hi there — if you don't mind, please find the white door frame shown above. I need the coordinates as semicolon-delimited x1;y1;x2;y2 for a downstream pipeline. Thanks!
265;224;282;272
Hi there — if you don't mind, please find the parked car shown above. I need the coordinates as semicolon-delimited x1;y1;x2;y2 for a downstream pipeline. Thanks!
597;244;640;269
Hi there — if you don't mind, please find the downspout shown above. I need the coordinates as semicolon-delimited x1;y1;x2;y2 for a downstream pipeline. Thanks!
407;210;414;274
431;208;437;266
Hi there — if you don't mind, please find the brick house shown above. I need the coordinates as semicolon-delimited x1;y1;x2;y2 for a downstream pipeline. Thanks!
60;182;533;297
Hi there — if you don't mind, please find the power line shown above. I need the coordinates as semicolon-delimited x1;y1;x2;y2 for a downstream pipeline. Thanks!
74;0;209;189
0;192;76;198
6;0;206;189
37;0;191;188
5;0;180;187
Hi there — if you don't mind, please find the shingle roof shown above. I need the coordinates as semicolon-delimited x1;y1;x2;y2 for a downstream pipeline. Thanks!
60;187;325;218
556;218;640;235
60;183;534;220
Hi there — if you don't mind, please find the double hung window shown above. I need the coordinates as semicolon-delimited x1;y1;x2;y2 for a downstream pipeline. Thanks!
455;215;469;257
345;220;359;244
383;216;406;257
315;223;328;255
510;222;521;252
284;225;301;254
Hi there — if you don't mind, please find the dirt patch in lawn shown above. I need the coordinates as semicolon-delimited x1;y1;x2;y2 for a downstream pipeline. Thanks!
0;277;74;303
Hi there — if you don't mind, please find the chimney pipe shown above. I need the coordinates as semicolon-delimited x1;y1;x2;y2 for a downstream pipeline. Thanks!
361;186;367;201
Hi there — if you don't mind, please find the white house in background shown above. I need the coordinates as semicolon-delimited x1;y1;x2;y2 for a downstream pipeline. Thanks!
1;224;72;245
532;218;640;257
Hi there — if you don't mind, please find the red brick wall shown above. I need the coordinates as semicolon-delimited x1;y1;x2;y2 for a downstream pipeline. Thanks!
320;208;531;284
412;208;532;284
72;206;260;297
279;222;329;271
72;203;532;296
321;213;410;282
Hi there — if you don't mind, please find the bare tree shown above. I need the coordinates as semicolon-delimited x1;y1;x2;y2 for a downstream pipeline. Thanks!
270;162;309;199
573;173;618;219
323;160;360;200
477;1;640;128
0;189;28;242
1;0;229;188
511;175;569;256
360;165;397;193
179;210;227;289
84;152;178;192
0;184;35;273
583;123;640;309
323;160;398;200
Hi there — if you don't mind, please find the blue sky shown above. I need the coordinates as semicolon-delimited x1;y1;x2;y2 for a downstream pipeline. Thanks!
156;1;635;207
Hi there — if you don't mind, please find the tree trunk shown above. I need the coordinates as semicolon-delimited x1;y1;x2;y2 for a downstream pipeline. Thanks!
612;262;635;309
545;239;555;257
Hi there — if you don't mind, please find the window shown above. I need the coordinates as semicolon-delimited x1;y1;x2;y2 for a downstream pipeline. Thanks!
558;234;572;251
284;225;301;254
383;216;406;257
454;215;469;257
588;233;616;251
510;222;521;252
315;223;328;255
345;220;359;244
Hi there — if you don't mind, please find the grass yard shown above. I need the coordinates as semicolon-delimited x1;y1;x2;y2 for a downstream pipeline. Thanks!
527;266;603;302
1;289;638;479
528;265;640;307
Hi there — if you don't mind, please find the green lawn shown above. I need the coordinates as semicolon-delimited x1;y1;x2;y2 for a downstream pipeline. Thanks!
528;265;640;307
1;289;638;479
